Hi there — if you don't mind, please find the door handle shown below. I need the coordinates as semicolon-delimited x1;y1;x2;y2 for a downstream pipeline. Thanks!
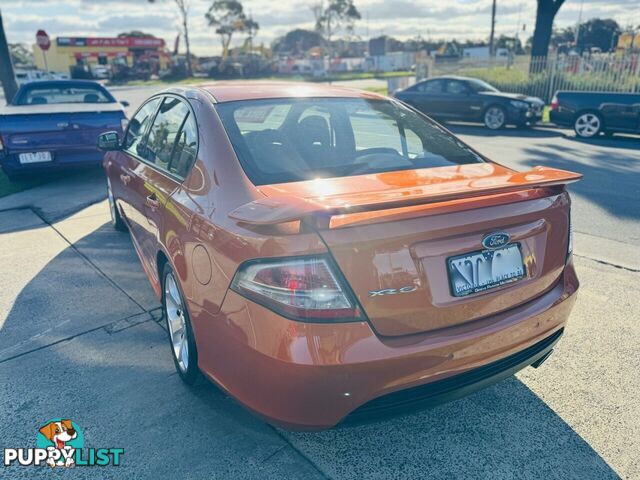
146;194;160;211
120;173;131;185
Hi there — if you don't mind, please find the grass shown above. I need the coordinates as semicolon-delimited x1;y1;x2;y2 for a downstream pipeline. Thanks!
457;65;640;102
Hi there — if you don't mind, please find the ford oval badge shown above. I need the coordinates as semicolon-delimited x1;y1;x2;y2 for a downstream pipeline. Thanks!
482;232;510;250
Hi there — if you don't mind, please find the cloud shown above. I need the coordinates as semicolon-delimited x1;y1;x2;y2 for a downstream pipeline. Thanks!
97;14;176;32
1;0;636;56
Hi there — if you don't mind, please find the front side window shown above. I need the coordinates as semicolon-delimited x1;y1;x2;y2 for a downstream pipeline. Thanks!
445;81;469;95
123;97;161;154
216;97;483;185
416;80;444;94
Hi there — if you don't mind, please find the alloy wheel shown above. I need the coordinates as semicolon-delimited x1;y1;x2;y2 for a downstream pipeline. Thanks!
165;272;189;373
484;107;506;130
575;113;601;138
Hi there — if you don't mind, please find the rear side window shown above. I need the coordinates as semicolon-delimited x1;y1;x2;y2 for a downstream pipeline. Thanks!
415;80;444;93
169;113;198;178
144;97;190;171
123;97;161;154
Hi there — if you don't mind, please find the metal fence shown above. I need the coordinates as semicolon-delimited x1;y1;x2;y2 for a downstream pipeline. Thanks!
426;54;640;103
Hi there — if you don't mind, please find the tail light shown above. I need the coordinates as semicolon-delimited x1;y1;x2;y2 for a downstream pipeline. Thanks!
231;256;364;322
550;95;559;111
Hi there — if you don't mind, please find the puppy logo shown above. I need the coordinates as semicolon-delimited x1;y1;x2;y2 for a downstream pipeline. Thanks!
36;419;83;468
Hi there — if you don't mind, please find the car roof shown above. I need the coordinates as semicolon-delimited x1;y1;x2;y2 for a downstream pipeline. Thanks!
19;79;107;89
194;81;386;103
422;76;475;82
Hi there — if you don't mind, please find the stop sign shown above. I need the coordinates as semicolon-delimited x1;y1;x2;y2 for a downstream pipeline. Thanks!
36;30;50;51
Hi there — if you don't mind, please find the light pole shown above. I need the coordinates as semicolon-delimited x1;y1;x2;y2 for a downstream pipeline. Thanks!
0;9;18;102
489;0;497;57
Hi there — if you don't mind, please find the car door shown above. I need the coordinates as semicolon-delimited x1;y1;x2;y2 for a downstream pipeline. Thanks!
442;79;477;119
132;96;192;282
144;103;199;287
600;94;640;132
400;79;445;117
113;96;161;238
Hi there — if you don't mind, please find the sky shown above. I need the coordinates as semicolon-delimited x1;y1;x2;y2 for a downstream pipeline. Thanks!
1;0;639;56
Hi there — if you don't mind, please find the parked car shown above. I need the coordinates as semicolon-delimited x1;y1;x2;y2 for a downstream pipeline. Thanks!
394;76;545;130
90;64;111;80
99;82;581;430
14;69;70;86
0;80;128;180
550;91;640;138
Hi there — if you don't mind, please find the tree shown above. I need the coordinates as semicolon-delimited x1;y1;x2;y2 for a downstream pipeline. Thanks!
577;18;621;53
531;0;566;59
148;0;193;76
550;27;575;48
117;31;155;38
205;0;258;69
9;43;33;66
313;0;361;58
495;36;525;55
272;29;324;55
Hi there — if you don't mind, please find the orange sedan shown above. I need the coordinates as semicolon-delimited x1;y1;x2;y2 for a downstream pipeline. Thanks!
99;82;581;430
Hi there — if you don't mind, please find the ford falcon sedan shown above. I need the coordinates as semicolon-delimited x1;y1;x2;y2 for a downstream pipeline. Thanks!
99;82;580;430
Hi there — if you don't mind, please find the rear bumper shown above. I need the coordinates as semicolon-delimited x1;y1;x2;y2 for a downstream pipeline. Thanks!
192;260;579;431
345;327;562;423
0;148;104;175
549;110;573;127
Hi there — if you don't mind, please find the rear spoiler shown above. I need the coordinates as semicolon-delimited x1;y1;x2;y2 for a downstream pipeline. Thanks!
229;166;582;227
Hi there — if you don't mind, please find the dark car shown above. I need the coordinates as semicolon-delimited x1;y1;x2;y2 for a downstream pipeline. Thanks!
394;76;544;130
550;91;640;138
0;80;128;180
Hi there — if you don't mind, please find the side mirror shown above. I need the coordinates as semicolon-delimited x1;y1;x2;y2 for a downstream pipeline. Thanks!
120;100;130;108
97;131;121;151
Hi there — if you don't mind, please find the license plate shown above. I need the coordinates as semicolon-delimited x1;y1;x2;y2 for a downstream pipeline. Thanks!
19;151;52;164
447;243;525;297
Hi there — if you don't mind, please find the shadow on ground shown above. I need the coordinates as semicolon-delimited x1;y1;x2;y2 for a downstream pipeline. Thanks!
0;215;619;479
518;142;640;222
0;167;107;233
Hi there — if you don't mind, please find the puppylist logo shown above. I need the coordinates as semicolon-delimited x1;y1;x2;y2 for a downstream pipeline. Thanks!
3;419;124;468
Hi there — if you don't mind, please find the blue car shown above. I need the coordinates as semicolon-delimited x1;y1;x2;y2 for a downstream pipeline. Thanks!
0;80;128;180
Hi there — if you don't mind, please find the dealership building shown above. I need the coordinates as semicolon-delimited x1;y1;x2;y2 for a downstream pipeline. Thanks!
33;36;169;75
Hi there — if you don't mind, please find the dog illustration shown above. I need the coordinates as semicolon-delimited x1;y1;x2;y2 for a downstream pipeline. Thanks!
39;420;77;467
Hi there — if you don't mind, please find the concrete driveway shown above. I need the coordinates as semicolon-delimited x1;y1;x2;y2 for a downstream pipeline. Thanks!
0;110;638;478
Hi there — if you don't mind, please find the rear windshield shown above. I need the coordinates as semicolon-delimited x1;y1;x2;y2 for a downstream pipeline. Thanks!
15;85;113;105
216;97;483;185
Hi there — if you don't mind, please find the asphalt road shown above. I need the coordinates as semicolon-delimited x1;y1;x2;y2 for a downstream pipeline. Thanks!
0;85;638;479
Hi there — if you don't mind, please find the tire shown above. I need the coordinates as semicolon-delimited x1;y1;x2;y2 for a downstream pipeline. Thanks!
162;263;200;385
484;105;507;130
107;178;127;232
574;112;603;138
